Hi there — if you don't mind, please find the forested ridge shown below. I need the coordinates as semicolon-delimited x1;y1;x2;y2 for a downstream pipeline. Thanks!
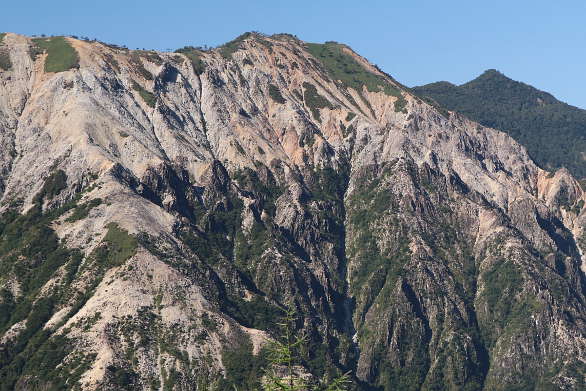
413;70;586;178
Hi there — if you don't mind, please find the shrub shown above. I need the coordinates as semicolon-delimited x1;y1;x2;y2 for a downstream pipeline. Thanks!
232;166;282;216
0;177;89;387
174;46;206;75
178;194;244;264
394;95;408;113
218;337;267;390
218;32;253;59
310;166;348;202
33;169;67;203
131;80;156;108
129;52;153;80
345;168;410;293
30;37;79;73
94;223;138;267
0;33;9;71
268;84;286;104
107;365;138;389
0;48;11;71
481;260;522;314
239;108;251;118
66;198;103;222
137;50;163;65
224;293;283;331
103;52;120;72
293;89;303;101
303;82;333;122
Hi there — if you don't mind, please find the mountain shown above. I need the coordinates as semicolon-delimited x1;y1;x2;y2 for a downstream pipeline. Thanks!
412;70;586;179
0;32;584;390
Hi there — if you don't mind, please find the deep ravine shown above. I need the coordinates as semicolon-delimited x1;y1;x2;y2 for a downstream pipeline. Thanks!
0;32;584;390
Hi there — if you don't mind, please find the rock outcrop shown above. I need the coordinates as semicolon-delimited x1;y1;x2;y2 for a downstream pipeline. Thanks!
0;32;584;390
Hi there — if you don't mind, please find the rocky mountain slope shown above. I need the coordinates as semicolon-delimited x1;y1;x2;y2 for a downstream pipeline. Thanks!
413;70;586;179
0;32;584;390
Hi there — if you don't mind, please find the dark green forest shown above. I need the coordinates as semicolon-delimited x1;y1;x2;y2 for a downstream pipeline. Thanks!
413;70;586;178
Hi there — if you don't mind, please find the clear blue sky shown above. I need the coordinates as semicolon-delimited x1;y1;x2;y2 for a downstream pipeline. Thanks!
3;0;585;107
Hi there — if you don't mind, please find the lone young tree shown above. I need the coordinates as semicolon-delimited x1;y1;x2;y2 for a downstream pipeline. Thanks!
262;308;351;391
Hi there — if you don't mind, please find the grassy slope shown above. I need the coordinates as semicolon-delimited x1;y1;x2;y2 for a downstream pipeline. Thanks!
31;36;79;73
305;42;406;113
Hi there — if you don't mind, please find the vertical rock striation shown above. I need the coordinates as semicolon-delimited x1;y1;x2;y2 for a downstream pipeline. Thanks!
0;32;583;390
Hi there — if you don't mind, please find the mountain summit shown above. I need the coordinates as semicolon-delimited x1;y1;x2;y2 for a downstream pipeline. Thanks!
413;70;586;178
0;32;585;390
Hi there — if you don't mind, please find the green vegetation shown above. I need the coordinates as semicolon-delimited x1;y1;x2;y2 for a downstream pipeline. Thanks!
136;50;163;65
303;82;333;122
30;37;79;73
412;69;586;178
218;32;273;60
66;198;103;222
0;49;11;71
478;259;525;345
131;80;156;108
0;34;8;71
572;199;585;214
293;89;303;101
33;169;67;202
104;52;120;72
235;220;270;271
310;167;348;202
219;32;253;59
175;46;206;75
176;167;285;332
345;165;410;305
225;293;283;331
19;335;95;391
233;167;283;216
179;193;244;263
220;309;351;390
0;329;95;391
394;96;408;113
264;310;351;391
107;365;138;389
268;84;286;104
129;52;154;80
345;112;356;122
218;337;267;390
0;171;98;390
93;223;138;267
306;42;401;97
270;33;301;43
0;208;72;299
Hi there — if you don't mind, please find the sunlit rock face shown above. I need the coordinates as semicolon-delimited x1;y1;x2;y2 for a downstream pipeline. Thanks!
0;32;584;390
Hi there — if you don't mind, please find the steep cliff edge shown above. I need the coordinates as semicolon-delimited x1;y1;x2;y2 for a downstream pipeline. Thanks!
0;32;584;390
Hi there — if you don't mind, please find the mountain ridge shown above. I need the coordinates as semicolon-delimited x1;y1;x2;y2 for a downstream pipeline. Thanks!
413;69;586;179
0;32;584;390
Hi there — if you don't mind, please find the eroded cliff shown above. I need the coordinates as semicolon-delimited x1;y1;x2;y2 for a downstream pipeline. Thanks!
0;32;584;390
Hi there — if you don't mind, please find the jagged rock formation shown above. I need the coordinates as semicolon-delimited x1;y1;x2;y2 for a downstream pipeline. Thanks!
0;32;584;390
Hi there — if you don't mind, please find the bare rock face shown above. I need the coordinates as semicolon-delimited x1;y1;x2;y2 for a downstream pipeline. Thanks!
0;32;584;390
